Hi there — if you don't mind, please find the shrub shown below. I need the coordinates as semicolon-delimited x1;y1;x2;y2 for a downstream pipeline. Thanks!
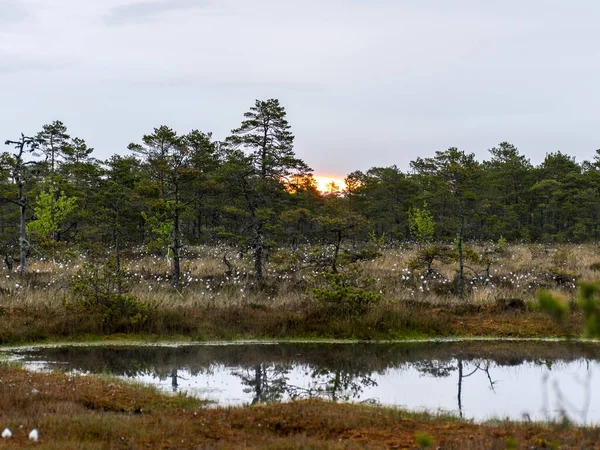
408;203;435;246
66;257;153;332
408;244;455;273
415;432;434;449
548;267;577;286
539;282;600;337
578;283;600;337
538;291;569;322
312;267;381;315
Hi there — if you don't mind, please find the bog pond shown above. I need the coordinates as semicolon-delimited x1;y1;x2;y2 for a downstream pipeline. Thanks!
5;340;600;425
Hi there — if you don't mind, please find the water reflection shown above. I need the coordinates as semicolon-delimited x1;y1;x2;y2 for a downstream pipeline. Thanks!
7;341;600;424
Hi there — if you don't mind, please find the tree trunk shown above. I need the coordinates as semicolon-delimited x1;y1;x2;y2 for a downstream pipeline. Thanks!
457;209;465;298
171;207;181;288
332;229;342;274
331;370;341;402
254;222;264;282
196;203;202;239
113;212;123;293
252;364;263;404
171;368;178;392
114;228;121;272
261;125;268;179
18;182;27;276
457;359;463;418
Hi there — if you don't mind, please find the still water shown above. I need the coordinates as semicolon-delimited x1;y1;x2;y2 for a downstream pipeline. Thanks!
6;341;600;424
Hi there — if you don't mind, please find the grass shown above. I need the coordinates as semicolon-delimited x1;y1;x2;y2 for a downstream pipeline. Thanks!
0;363;599;449
0;243;595;345
0;299;583;345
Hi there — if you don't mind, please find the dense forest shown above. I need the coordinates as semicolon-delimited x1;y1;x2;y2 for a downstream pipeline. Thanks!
3;99;599;285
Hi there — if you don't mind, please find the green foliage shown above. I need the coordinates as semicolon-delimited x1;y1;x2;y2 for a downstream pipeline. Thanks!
270;249;301;273
455;243;482;264
227;98;311;179
415;432;434;449
496;236;508;252
369;230;386;248
408;203;434;245
504;437;518;450
141;211;174;255
340;247;382;265
312;267;381;314
67;258;152;331
27;187;77;241
13;115;600;286
316;213;366;235
537;291;569;322
578;283;600;337
408;244;455;271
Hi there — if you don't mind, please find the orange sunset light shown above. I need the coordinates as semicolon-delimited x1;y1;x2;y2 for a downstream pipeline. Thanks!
312;175;347;194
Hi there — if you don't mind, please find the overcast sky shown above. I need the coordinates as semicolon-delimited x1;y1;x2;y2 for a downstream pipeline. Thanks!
2;0;600;175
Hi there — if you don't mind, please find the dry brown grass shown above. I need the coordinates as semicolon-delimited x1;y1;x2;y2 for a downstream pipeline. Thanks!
364;243;600;306
0;244;594;344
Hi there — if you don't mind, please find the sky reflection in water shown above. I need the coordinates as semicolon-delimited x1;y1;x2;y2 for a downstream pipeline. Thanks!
8;341;600;424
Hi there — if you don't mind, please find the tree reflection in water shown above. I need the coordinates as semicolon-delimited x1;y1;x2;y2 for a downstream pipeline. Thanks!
414;359;497;418
9;341;600;421
233;364;290;404
232;364;378;404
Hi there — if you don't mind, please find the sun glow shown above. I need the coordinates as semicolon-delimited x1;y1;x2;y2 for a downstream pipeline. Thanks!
312;175;347;194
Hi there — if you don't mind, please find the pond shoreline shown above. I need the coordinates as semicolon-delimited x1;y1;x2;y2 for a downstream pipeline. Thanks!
9;339;600;424
2;335;600;352
0;355;599;448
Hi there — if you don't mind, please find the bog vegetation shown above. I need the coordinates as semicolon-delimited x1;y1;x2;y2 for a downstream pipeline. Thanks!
1;98;600;341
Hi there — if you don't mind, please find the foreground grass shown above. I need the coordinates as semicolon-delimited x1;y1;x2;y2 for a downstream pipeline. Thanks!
0;364;598;449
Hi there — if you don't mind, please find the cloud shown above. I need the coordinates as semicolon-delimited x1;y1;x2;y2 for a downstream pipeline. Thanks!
0;0;29;25
0;56;70;75
104;0;215;25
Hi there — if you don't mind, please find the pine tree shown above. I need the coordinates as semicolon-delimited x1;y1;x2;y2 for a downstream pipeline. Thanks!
225;99;311;281
35;120;70;175
130;126;215;287
227;99;310;180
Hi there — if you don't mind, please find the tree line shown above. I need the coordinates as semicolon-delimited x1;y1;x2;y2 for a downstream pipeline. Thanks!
3;98;600;284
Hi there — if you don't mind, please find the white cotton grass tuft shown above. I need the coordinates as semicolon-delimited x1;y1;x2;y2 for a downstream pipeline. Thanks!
1;428;12;439
28;429;38;441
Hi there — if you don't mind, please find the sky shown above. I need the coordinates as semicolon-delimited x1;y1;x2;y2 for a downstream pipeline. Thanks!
2;0;600;176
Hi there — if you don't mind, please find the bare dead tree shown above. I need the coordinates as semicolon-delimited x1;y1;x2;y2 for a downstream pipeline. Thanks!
4;134;42;276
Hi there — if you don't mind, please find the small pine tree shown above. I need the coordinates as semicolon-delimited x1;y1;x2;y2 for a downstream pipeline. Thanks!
408;203;435;247
27;187;77;242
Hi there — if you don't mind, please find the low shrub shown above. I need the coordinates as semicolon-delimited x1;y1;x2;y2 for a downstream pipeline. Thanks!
312;267;381;315
548;267;577;286
66;257;153;333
